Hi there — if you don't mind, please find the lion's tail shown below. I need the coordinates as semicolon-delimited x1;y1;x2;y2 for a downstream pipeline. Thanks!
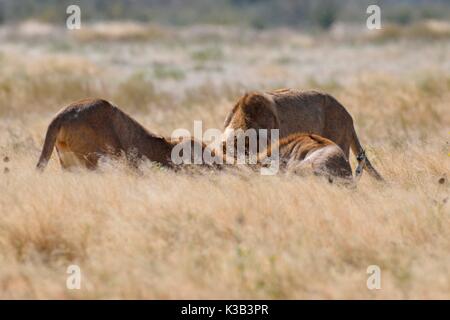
349;125;384;181
36;116;63;171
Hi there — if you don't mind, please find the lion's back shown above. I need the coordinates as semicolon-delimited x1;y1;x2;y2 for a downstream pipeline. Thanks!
267;89;354;148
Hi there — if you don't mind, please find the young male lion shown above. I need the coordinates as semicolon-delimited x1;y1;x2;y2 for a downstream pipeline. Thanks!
223;89;383;181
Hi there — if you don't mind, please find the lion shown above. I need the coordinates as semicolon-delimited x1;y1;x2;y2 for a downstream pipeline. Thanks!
223;89;383;181
259;133;356;183
36;98;219;171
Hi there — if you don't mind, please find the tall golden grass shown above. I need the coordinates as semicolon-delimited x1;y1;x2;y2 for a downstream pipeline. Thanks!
0;22;449;299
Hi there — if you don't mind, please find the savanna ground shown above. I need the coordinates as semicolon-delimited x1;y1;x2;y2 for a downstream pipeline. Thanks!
0;21;449;299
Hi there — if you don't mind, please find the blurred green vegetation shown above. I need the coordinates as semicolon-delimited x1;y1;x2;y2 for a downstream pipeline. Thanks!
0;0;449;29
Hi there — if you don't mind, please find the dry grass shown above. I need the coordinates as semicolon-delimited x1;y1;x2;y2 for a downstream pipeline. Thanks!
366;20;450;43
0;23;449;299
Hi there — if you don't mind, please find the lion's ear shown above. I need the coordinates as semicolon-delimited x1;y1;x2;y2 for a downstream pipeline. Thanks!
241;93;266;117
242;93;278;129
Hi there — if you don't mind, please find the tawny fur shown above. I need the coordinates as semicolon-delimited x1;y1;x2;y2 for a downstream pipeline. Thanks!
260;133;353;182
36;99;218;171
223;89;383;181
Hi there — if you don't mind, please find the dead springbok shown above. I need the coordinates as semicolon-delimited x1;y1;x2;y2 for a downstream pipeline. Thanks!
259;133;362;184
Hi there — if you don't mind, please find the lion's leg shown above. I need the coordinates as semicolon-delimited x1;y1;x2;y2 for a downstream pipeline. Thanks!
322;124;351;160
55;145;70;170
354;150;366;181
349;125;384;181
67;122;122;170
338;139;351;160
55;141;84;170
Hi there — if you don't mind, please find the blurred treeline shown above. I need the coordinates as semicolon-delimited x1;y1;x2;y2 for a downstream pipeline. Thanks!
0;0;449;29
